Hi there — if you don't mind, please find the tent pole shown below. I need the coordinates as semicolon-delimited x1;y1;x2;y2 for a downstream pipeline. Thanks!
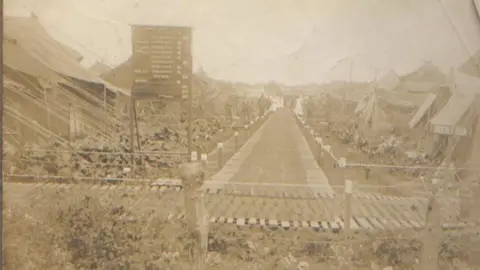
103;84;107;135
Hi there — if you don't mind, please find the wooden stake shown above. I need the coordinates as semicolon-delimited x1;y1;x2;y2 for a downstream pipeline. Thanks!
103;84;107;135
344;180;353;236
129;97;136;179
217;143;224;170
419;184;442;270
44;87;51;134
234;131;239;150
132;100;142;165
179;162;209;269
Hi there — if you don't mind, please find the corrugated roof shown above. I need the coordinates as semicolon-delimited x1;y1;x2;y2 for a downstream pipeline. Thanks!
430;94;474;126
408;93;437;128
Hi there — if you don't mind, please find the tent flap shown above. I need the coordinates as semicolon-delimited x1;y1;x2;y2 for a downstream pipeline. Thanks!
409;93;437;128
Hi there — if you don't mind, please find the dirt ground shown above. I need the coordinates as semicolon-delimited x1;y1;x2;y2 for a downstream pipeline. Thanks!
4;184;479;270
303;116;435;197
4;110;479;270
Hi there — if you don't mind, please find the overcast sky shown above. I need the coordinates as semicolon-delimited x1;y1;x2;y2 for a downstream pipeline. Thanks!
5;0;480;84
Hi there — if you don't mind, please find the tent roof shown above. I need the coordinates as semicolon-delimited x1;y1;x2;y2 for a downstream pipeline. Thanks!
402;62;447;83
89;61;112;76
102;56;133;89
453;69;480;96
3;40;66;82
459;50;480;78
5;16;104;85
377;69;400;91
4;16;129;96
408;93;437;128
401;81;439;93
430;94;474;126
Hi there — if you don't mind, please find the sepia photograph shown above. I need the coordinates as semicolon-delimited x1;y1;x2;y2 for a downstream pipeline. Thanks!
3;0;480;269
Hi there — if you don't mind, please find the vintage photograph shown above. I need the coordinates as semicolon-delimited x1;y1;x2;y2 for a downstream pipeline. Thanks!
3;0;480;269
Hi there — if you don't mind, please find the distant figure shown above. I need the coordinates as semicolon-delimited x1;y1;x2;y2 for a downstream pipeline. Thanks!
257;95;267;117
224;102;232;121
241;100;249;124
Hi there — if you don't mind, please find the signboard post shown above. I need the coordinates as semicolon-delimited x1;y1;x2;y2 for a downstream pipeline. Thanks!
131;25;193;158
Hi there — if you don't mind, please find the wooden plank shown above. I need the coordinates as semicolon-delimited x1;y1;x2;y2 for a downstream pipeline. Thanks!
355;217;373;230
248;218;258;225
310;221;320;229
396;199;425;228
386;200;417;228
269;219;279;227
333;216;345;229
217;216;227;223
354;198;370;218
318;196;334;220
259;219;267;226
281;220;290;228
329;220;340;231
236;218;246;226
320;221;330;230
367;217;385;230
345;218;361;230
370;202;400;230
362;200;383;221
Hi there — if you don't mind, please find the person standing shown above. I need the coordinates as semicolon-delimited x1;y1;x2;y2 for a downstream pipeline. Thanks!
224;101;232;121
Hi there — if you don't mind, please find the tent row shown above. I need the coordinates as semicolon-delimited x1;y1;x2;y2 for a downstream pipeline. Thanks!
3;14;131;150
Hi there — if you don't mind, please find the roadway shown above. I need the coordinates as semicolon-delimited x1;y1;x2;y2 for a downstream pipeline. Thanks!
203;108;336;221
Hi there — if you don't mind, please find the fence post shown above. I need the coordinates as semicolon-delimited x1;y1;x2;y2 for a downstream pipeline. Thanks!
234;131;239;150
419;179;442;270
315;137;323;165
196;146;202;162
244;124;249;140
191;150;198;162
217;143;224;170
344;180;353;237
179;162;209;269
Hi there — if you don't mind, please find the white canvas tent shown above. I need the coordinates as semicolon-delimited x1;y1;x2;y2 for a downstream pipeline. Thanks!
429;69;480;136
409;93;438;128
377;69;400;91
294;96;305;116
355;90;393;133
